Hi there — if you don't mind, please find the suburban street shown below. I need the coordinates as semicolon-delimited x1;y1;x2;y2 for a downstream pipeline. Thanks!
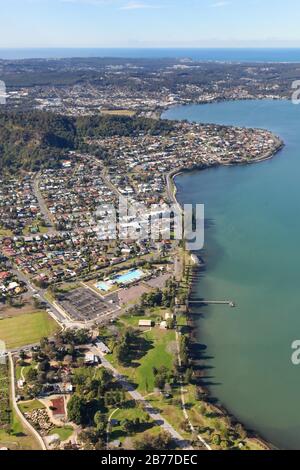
33;173;56;233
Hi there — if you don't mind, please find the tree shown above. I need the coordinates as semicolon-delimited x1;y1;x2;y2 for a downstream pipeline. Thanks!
94;412;107;438
38;359;50;372
235;423;247;440
19;350;27;361
212;434;221;446
153;366;170;391
67;395;87;425
123;418;141;435
135;431;174;450
184;368;193;384
26;368;38;383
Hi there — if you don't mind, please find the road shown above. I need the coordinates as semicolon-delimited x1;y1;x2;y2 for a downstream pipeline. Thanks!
8;352;46;450
96;349;192;450
166;169;183;214
33;173;56;233
87;155;123;200
107;408;120;448
12;267;66;324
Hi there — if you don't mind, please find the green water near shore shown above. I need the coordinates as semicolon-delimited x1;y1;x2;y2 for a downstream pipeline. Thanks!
163;100;300;449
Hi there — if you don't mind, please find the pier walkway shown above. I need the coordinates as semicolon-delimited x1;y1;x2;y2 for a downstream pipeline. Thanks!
189;300;236;308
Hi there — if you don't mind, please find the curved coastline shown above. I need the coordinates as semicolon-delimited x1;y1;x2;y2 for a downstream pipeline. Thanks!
164;105;284;450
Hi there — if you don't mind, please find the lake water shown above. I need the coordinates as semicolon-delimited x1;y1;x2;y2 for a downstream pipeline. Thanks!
163;100;300;449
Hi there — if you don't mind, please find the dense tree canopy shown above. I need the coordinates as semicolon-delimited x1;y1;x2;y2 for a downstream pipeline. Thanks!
0;110;173;172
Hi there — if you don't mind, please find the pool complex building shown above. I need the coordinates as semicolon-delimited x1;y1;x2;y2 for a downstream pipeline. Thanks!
95;269;145;292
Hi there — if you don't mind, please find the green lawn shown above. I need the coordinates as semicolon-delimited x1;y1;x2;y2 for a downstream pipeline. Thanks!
138;329;175;391
108;405;159;445
121;314;158;328
108;328;176;392
0;228;13;237
18;399;45;414
0;311;60;349
49;426;74;442
101;109;136;117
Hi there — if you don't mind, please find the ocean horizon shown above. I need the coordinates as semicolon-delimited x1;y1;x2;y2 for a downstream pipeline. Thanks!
2;47;300;62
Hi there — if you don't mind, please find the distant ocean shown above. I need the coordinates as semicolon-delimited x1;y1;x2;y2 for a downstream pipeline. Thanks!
2;48;300;62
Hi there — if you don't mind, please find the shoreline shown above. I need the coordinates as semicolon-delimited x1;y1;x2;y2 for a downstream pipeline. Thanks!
164;108;284;450
156;95;287;120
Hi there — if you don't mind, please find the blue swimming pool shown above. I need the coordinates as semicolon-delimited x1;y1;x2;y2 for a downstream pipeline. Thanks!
96;282;111;292
115;269;144;284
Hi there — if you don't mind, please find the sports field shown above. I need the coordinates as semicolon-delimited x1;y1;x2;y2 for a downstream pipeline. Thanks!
0;311;60;349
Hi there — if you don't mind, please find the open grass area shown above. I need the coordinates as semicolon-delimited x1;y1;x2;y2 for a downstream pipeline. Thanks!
49;426;74;442
0;227;13;237
101;109;136;117
0;311;60;349
0;363;10;428
18;399;45;414
108;327;176;393
108;404;160;447
0;407;41;450
0;426;39;450
121;314;158;328
16;363;36;382
147;391;191;438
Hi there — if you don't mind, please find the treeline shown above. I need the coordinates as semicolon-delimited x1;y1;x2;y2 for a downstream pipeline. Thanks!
0;110;174;172
0;111;77;172
77;114;173;138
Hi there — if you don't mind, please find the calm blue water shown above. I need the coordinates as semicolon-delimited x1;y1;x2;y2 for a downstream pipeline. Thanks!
115;269;144;284
96;282;110;292
96;269;144;291
163;100;300;449
2;48;300;62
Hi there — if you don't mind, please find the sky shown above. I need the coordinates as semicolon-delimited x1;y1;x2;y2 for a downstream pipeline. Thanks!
1;0;300;48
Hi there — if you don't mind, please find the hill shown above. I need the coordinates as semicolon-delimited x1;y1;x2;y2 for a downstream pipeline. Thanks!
0;111;173;172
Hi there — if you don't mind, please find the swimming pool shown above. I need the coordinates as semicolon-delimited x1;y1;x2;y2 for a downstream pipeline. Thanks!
114;269;144;285
96;270;144;292
96;281;111;292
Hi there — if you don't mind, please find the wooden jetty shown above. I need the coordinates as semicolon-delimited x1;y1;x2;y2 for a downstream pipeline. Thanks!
189;299;236;308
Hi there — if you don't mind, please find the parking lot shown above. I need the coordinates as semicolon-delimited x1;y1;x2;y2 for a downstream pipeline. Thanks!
60;288;117;322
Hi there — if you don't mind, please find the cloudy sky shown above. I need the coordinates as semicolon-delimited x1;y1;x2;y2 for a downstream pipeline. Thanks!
1;0;300;48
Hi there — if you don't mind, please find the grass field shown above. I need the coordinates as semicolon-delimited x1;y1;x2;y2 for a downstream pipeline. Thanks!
101;109;136;117
108;406;158;445
0;363;10;428
0;311;60;349
0;228;13;237
108;328;176;392
49;426;74;442
18;399;45;414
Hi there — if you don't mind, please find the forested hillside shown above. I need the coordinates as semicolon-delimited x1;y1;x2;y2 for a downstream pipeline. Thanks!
0;111;173;172
0;111;76;171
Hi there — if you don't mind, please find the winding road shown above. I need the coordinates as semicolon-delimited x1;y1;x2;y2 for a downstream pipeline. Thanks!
8;352;46;450
96;348;192;450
